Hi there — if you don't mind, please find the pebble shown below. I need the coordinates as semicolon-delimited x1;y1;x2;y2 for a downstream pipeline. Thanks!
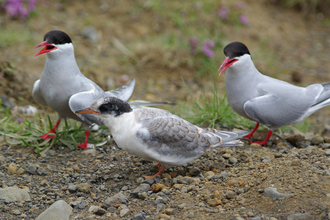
8;162;17;174
0;187;31;202
228;157;238;164
247;211;254;217
165;208;174;215
187;211;195;218
134;212;146;220
325;150;330;156
88;205;106;215
138;192;148;200
77;183;91;193
311;134;324;145
226;190;235;199
82;149;96;156
120;208;130;217
251;217;261;220
150;183;166;193
131;183;151;198
204;171;215;180
35;200;72;220
159;213;170;219
287;213;311;220
222;153;231;159
26;164;36;174
264;187;292;200
156;203;166;212
104;192;127;206
178;203;186;209
16;167;25;175
68;184;78;192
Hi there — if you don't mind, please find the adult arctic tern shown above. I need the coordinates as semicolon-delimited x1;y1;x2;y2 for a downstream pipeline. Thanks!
218;41;330;145
33;30;171;149
75;96;247;179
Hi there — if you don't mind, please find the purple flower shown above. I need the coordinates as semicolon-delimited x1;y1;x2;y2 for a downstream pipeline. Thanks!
234;2;245;9
203;39;214;48
218;6;229;20
17;118;23;123
202;39;215;58
28;0;37;11
189;37;198;54
239;15;249;25
1;0;37;19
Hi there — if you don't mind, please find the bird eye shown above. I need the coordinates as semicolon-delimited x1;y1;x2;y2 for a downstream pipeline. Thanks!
99;104;110;112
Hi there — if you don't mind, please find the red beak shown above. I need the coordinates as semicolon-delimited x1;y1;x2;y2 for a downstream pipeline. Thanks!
34;41;57;57
74;108;99;115
218;57;238;75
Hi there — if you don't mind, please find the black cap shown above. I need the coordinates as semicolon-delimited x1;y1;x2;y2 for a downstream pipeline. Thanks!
44;30;72;45
224;42;250;59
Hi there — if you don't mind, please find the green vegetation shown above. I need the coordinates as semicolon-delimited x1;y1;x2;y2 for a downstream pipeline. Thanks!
0;108;108;154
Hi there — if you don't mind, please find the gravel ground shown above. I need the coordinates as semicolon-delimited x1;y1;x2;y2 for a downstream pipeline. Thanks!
1;127;330;220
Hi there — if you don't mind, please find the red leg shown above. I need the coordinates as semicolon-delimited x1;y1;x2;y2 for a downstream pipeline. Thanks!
156;162;161;169
143;163;165;179
40;119;61;140
243;122;259;139
77;130;90;149
250;130;273;145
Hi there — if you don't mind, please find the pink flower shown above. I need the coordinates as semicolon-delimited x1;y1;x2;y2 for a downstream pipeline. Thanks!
202;39;215;58
239;15;249;25
218;6;229;20
17;118;23;123
234;2;245;9
189;37;199;54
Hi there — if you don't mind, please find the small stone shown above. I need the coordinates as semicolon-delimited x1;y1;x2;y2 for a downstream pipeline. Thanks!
88;205;106;215
159;213;170;219
68;184;78;192
120;208;130;217
16;167;25;175
189;166;200;176
40;180;48;187
264;187;292;200
207;198;223;207
12;209;21;215
325;150;330;156
82;149;96;156
150;183;166;193
287;213;311;220
226;190;235;199
8;163;17;174
234;217;245;220
204;171;215;180
178;203;186;209
26;164;36;175
251;217;261;220
247;211;254;217
0;187;31;202
104;192;128;206
311;134;324;145
222;153;231;159
131;184;150;198
285;134;305;147
138;192;148;200
165;208;174;215
77;183;91;193
156;203;166;212
187;211;195;218
134;212;146;220
228;157;238;164
35;200;72;220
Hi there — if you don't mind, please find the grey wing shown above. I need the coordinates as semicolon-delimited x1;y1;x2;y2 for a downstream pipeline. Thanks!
137;116;213;159
69;82;105;125
32;79;47;106
105;78;135;102
243;85;319;128
201;128;247;147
